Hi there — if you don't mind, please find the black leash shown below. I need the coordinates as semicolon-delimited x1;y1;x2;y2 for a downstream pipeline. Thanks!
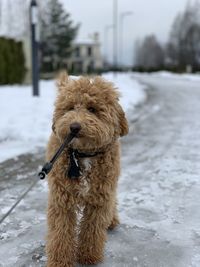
0;178;38;224
1;136;105;223
38;133;75;179
38;133;104;180
1;133;102;223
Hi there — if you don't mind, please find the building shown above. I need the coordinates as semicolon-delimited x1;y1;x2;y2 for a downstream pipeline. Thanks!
67;33;103;73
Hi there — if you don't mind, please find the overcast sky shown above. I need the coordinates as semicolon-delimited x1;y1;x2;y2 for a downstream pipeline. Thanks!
60;0;190;65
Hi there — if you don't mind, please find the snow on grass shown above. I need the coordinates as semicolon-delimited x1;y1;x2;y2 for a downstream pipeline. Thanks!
0;72;146;162
0;80;55;162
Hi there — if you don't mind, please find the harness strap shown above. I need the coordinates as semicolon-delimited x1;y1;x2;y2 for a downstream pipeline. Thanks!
67;148;104;179
72;149;104;158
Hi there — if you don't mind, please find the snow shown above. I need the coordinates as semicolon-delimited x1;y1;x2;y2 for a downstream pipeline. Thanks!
150;71;200;82
73;38;96;45
0;80;55;162
0;73;146;162
103;72;146;112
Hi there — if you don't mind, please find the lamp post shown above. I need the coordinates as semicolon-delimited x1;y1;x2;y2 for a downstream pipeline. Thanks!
119;11;133;67
30;0;39;96
113;0;118;69
104;24;113;65
0;1;1;27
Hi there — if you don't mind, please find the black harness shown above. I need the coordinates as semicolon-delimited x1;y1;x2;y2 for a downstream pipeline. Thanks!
67;148;103;179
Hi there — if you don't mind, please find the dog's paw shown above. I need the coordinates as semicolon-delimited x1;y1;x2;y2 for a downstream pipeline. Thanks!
47;263;73;267
108;217;120;230
77;254;103;265
77;247;104;265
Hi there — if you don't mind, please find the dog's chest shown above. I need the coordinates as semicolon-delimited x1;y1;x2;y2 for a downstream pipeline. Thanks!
78;158;92;197
82;158;91;172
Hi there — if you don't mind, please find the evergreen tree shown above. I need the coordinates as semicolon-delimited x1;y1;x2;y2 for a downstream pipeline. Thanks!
40;0;79;73
0;37;25;84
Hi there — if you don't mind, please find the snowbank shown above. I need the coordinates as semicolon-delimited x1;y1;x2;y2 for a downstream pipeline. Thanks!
0;73;146;162
103;72;146;111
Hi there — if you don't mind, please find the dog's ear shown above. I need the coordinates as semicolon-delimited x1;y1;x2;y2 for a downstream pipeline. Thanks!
56;71;69;91
116;101;129;137
52;71;69;134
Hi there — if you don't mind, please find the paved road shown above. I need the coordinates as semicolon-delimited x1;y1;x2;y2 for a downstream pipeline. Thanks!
125;74;200;267
1;74;200;266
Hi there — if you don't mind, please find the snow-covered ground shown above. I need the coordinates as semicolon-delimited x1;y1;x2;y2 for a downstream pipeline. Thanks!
1;73;200;266
0;73;146;162
149;70;200;82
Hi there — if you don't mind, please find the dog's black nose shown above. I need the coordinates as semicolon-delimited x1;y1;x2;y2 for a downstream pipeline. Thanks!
70;122;81;134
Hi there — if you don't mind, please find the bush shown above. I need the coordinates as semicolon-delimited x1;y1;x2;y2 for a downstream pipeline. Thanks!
0;37;26;84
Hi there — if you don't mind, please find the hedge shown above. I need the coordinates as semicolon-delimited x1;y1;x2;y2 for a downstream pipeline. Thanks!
0;37;26;84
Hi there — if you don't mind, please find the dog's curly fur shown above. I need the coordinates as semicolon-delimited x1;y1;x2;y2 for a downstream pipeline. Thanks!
46;72;129;267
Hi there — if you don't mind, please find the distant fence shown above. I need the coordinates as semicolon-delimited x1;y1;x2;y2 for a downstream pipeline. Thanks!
0;37;26;85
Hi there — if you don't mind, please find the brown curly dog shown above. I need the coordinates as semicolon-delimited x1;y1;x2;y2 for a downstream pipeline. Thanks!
46;72;129;267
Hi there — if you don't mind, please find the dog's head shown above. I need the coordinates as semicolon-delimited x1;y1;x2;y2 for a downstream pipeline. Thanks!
52;72;128;151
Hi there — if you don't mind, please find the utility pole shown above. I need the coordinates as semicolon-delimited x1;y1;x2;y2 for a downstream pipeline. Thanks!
0;1;2;28
30;0;39;96
113;0;118;69
119;11;133;67
104;24;113;65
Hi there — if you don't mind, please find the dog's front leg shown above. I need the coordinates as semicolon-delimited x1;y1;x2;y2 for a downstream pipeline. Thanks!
77;200;112;265
46;197;77;267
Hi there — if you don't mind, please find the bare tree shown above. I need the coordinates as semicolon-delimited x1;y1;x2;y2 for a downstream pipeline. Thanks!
167;1;200;70
135;35;164;69
0;0;31;40
0;0;50;40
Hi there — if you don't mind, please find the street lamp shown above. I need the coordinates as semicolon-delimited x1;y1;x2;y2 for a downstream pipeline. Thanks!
0;1;2;27
30;0;39;96
119;11;133;67
104;24;113;65
113;0;118;69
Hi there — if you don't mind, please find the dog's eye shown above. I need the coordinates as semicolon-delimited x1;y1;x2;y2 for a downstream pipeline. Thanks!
68;107;74;111
88;107;96;113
